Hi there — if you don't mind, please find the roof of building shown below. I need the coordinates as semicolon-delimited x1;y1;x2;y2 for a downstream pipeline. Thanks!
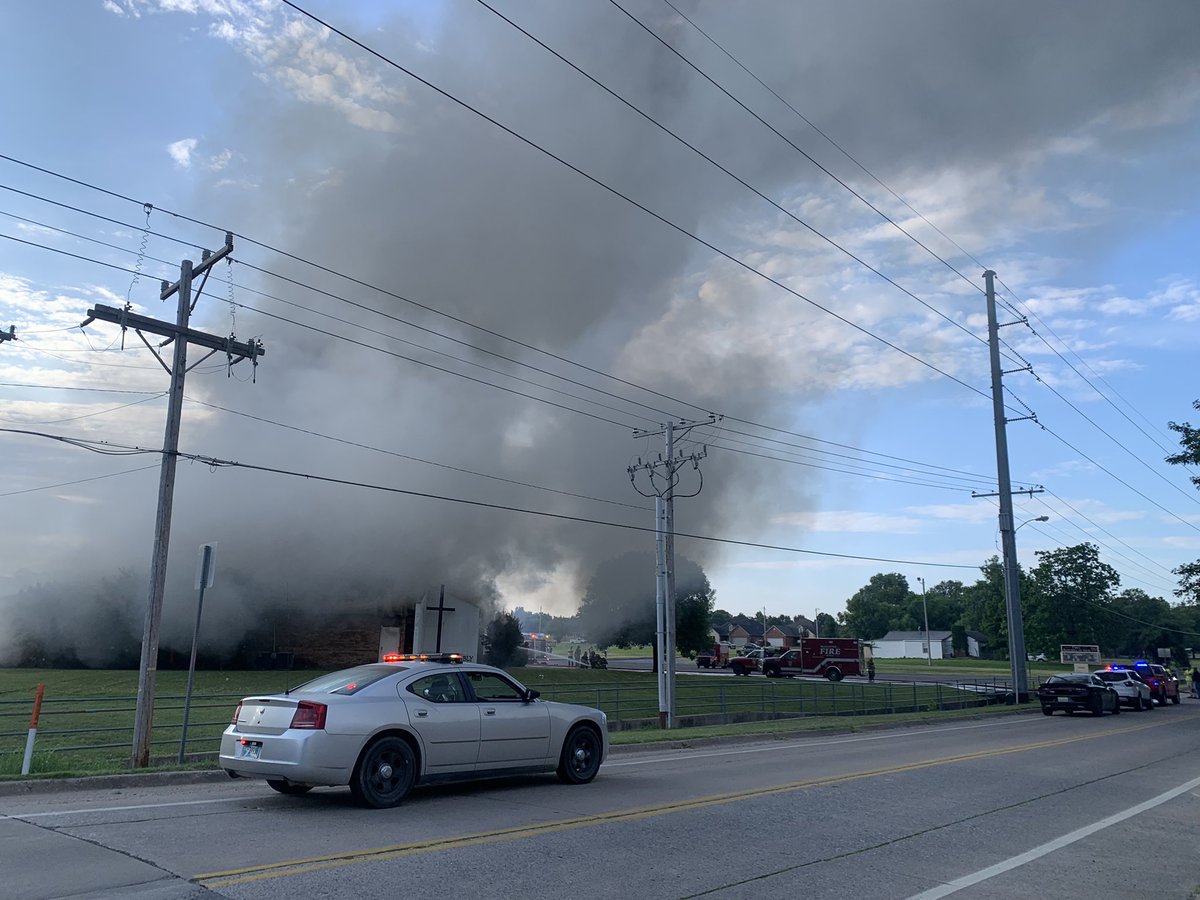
876;630;954;642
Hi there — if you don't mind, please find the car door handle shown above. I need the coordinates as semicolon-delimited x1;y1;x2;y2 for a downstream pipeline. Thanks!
484;708;496;716
416;709;428;718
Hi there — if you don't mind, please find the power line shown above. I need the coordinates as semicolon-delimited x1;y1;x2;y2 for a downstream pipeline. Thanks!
2;180;1015;486
611;0;985;299
1;425;982;570
0;464;160;498
275;0;991;402
187;395;651;512
472;0;987;349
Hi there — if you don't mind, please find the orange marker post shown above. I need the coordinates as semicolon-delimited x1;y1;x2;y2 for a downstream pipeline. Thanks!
21;683;45;776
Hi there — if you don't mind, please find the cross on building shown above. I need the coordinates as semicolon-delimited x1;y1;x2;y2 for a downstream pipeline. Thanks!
426;586;455;653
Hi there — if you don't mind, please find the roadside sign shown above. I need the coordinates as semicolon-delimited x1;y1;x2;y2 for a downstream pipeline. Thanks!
1060;644;1100;664
195;542;217;590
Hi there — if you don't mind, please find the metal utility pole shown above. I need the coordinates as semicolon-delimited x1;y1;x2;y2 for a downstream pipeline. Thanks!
917;577;932;666
630;415;718;728
83;234;265;768
981;270;1041;703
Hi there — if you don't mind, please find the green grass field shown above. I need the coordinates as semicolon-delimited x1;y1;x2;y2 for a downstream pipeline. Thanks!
0;664;1017;780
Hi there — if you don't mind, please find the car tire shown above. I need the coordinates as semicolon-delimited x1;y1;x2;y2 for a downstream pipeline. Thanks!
825;667;843;682
1091;695;1104;716
557;724;603;785
1171;692;1181;705
1111;698;1120;715
1041;707;1054;716
1143;695;1153;710
349;736;416;809
266;779;313;796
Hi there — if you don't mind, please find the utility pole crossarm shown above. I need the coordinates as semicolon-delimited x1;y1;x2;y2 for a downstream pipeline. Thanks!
160;233;233;301
86;304;265;361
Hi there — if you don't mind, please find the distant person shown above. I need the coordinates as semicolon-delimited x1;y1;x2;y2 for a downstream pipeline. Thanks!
867;658;876;683
1191;667;1200;699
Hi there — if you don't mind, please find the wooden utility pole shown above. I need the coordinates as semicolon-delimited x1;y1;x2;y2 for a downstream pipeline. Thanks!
85;234;266;768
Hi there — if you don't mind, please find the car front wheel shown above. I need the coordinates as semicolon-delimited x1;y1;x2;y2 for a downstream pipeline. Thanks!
557;725;603;785
350;736;416;808
1041;707;1054;716
1091;695;1104;716
825;667;842;682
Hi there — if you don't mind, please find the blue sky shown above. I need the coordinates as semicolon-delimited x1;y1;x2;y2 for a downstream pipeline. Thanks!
2;0;1199;649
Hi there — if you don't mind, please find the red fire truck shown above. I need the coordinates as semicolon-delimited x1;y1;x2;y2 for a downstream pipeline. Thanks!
761;638;864;681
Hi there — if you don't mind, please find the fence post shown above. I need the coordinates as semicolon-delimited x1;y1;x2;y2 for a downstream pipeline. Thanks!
613;686;620;725
720;684;726;717
21;683;45;776
912;681;918;711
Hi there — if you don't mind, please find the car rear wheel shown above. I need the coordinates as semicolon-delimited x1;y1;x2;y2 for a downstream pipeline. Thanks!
825;667;843;682
557;724;603;785
350;736;416;809
266;779;312;796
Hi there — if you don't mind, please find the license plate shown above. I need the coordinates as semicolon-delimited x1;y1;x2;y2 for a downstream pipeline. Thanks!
237;741;262;760
1057;697;1071;703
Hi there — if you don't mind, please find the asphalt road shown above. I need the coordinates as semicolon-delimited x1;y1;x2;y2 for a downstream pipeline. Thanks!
4;702;1199;899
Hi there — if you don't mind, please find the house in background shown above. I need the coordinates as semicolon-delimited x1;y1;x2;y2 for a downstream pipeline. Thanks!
870;630;990;659
871;630;954;660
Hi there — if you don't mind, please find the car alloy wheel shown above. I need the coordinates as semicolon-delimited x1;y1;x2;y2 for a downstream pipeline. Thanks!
350;736;416;809
557;724;603;785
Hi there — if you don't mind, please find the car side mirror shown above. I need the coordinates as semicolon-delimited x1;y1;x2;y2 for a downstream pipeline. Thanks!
525;689;541;702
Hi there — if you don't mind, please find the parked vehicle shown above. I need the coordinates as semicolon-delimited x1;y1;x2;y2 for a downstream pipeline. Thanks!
761;638;864;681
1036;673;1121;716
696;642;735;669
1126;662;1181;705
1093;668;1153;710
220;654;608;808
729;648;765;676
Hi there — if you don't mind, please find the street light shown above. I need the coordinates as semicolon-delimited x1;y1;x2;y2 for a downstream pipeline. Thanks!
916;577;932;666
814;609;820;638
1017;515;1049;532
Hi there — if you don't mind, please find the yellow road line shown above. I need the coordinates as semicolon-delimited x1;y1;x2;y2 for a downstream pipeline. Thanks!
195;718;1163;888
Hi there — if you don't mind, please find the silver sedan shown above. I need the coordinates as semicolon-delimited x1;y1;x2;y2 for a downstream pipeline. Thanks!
219;656;608;808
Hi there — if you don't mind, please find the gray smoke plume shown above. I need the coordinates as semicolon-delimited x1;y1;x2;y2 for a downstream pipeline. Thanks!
3;0;1198;663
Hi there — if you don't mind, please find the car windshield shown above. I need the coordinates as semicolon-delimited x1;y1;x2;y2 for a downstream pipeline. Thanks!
290;664;402;696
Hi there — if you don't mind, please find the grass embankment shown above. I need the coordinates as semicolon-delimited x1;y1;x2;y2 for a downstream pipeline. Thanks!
0;664;1022;781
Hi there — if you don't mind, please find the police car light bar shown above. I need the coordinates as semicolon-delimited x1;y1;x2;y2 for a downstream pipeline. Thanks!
382;653;464;664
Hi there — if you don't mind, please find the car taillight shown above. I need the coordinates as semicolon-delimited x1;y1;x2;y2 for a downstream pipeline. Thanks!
231;701;243;725
290;701;327;730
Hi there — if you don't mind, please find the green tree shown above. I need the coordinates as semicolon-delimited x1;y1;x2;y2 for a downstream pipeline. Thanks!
814;611;839;637
1108;589;1175;659
576;551;715;661
842;573;910;639
1026;543;1120;653
482;612;524;669
1167;403;1200;603
960;558;1008;656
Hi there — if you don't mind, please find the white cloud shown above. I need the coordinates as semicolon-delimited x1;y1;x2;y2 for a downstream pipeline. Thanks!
769;510;923;534
167;137;198;168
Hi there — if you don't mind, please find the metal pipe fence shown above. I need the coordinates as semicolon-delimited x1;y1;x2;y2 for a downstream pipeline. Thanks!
1;676;1011;774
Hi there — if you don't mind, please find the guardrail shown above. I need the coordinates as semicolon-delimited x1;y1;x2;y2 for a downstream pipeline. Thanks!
0;675;1008;775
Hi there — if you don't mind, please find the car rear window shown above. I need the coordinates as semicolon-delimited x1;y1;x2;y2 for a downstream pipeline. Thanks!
290;665;402;695
1095;672;1131;682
